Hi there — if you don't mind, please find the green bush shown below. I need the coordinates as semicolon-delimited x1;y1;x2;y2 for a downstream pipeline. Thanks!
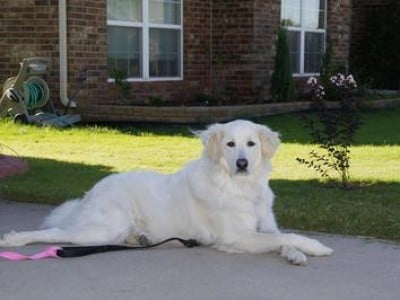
270;27;296;102
109;69;131;104
297;74;361;189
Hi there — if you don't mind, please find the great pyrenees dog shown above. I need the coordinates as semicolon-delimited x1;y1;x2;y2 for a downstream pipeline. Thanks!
0;120;332;265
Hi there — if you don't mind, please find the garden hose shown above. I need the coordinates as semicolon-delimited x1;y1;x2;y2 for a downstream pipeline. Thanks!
22;76;49;110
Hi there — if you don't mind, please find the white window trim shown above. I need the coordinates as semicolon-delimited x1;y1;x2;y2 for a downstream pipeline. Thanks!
107;0;184;81
281;0;327;77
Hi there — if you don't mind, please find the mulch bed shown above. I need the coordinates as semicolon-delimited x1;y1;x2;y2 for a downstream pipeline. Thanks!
0;155;29;179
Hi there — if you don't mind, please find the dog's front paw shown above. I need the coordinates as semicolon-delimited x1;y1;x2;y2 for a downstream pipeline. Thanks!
304;238;333;256
288;234;333;256
280;245;307;266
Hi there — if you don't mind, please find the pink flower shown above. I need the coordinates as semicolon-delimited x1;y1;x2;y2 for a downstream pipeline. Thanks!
346;74;357;88
307;77;318;86
337;73;345;81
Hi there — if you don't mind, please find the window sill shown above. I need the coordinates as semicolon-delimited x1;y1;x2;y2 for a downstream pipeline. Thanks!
292;73;320;78
108;77;183;83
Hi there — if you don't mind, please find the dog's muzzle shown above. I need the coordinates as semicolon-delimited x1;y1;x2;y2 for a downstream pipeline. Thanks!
236;158;248;173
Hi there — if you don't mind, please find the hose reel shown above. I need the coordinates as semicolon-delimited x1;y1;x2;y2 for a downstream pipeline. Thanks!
22;76;50;110
0;57;81;127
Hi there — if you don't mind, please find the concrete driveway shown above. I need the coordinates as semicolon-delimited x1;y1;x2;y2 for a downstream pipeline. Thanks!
0;200;399;300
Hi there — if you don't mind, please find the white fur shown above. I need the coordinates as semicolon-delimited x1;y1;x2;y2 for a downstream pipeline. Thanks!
0;120;332;265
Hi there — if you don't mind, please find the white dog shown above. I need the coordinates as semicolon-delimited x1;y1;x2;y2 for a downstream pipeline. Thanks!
0;120;332;265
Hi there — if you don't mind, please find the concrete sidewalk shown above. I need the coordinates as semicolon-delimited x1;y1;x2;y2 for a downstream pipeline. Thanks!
0;200;399;300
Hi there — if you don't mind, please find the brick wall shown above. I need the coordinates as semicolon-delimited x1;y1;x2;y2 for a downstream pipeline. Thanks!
252;0;281;102
210;0;281;104
0;0;110;107
0;0;354;112
0;0;214;107
182;0;212;102
327;0;352;71
66;0;108;105
0;0;59;98
211;0;255;104
210;0;353;103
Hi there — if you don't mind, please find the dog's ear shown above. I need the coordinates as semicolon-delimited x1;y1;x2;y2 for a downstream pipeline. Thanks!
196;123;224;161
258;125;280;159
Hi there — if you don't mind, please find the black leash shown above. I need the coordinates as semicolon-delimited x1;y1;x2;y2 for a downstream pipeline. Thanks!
56;238;200;258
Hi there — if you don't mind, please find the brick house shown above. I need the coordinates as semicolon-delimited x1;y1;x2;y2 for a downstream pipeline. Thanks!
0;0;389;121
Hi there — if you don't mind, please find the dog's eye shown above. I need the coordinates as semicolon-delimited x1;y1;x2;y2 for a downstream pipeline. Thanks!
226;141;235;148
247;141;256;147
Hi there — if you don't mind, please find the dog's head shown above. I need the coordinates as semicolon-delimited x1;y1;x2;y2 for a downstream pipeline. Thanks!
198;120;280;176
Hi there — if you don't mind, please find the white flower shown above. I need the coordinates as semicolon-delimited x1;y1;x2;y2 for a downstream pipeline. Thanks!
313;84;326;100
346;74;357;88
307;77;318;86
337;73;345;81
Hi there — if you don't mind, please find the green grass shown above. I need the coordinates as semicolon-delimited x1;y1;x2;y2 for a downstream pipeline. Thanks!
0;123;199;202
1;106;400;241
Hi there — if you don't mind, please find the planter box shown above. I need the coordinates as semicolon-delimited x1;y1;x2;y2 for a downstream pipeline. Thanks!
78;102;312;124
77;98;400;124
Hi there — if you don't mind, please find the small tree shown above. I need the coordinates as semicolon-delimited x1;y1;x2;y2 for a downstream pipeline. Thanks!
270;27;296;102
297;74;361;188
109;69;131;104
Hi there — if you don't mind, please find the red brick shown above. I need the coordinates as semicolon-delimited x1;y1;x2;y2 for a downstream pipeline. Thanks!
0;0;354;108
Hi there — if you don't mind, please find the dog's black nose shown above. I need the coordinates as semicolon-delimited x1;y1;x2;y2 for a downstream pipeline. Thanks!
236;158;248;171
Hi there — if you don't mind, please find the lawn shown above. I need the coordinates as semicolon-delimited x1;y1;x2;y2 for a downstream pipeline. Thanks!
1;106;400;241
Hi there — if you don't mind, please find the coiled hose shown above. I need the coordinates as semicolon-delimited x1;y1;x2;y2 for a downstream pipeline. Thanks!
22;76;49;110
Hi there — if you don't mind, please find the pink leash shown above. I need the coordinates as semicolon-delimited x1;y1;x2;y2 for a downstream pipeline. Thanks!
0;246;61;261
0;238;199;261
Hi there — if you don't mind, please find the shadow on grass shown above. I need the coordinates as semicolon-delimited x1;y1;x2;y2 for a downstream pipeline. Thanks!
73;105;400;146
255;105;400;146
2;156;399;242
0;157;114;205
270;179;400;241
86;122;203;138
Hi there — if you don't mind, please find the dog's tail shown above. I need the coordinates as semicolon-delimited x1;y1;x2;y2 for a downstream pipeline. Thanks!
40;199;81;229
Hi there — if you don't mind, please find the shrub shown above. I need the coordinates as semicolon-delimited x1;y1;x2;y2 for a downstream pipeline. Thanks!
270;27;296;102
297;74;361;188
146;95;164;106
109;69;131;104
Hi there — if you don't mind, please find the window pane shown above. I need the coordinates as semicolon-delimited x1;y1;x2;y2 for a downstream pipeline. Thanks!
304;32;324;73
303;0;325;29
108;26;142;77
149;28;180;77
287;30;301;73
107;0;142;22
281;0;301;27
149;0;181;25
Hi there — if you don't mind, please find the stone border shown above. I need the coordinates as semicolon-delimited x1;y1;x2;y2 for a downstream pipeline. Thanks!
78;102;312;124
77;98;400;124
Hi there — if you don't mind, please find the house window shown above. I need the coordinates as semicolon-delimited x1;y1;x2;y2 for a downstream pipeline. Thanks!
281;0;326;75
107;0;183;80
